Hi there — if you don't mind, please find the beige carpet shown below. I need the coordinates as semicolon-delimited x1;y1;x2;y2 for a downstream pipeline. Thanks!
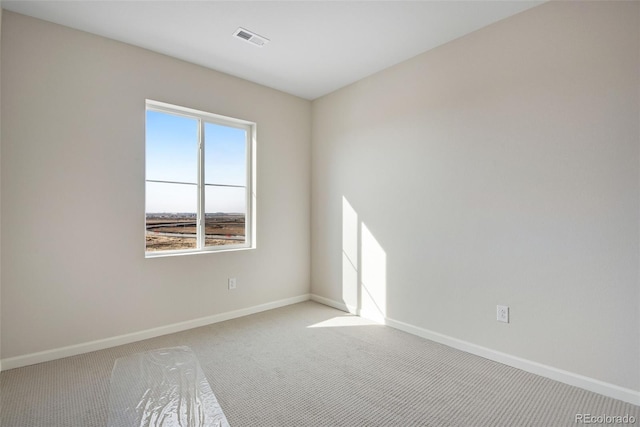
1;301;638;426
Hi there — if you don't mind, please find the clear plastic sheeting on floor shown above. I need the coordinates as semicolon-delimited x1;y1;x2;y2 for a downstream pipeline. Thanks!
107;346;230;427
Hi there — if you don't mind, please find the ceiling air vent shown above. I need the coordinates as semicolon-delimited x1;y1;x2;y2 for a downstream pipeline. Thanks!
233;27;269;47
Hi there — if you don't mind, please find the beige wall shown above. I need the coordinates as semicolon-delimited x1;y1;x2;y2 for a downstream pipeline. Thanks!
0;11;311;359
0;4;3;369
311;1;639;391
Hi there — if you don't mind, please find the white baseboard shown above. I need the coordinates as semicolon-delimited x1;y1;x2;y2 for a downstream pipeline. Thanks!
310;294;640;406
1;294;311;371
310;293;357;313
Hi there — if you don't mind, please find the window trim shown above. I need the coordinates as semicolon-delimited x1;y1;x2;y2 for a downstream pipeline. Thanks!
145;99;256;257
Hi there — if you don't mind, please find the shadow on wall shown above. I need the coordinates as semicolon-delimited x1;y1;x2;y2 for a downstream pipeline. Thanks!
342;196;387;323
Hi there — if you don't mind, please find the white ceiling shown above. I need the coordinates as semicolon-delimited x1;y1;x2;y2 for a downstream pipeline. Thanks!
2;1;544;100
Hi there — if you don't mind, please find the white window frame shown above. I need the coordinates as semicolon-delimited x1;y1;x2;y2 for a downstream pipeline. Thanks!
145;99;256;257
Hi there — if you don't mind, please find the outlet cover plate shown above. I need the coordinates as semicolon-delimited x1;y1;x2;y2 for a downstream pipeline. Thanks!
228;278;237;290
497;305;509;323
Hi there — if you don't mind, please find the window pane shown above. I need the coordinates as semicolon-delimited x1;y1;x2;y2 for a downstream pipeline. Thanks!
204;122;247;186
146;182;197;251
146;110;198;183
204;186;246;247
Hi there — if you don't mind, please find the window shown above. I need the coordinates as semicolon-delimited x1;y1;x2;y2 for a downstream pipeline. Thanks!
145;100;255;256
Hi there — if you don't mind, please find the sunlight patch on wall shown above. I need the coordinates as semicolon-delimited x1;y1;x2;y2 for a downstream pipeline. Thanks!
342;197;359;313
360;222;387;324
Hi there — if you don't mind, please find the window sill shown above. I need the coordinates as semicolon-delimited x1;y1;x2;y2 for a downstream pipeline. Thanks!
145;245;254;259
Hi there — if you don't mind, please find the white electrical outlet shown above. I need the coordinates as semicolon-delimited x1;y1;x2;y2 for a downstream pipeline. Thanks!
497;305;509;323
228;277;237;290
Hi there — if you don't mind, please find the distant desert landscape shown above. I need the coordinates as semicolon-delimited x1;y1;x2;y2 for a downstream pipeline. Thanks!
146;213;245;251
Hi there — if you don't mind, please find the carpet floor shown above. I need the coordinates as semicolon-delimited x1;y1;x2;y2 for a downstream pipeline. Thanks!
1;301;638;426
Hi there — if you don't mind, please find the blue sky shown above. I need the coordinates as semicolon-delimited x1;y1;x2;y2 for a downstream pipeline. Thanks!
145;110;247;213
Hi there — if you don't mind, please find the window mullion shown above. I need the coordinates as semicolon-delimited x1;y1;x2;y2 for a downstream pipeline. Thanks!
197;119;205;249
